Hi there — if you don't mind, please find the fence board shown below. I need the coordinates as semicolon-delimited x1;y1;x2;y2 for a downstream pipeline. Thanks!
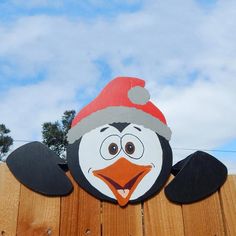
182;192;225;236
0;164;21;236
60;172;101;236
219;176;236;236
143;176;184;236
102;202;143;236
60;172;80;236
16;184;60;236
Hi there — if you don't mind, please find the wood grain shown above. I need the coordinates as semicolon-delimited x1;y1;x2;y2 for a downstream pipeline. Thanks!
60;172;80;236
182;192;225;236
0;164;21;236
1;165;236;236
16;184;60;236
219;176;236;236
102;202;143;236
143;176;184;236
60;172;101;236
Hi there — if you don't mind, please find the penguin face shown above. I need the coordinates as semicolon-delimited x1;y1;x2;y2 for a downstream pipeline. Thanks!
71;122;172;206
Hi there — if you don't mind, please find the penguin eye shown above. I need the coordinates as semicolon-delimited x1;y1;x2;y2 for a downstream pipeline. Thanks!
121;134;144;159
125;142;135;155
108;143;119;155
100;135;121;160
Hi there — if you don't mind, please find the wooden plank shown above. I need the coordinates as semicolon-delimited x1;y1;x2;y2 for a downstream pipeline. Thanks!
16;184;60;236
219;175;236;236
182;191;225;236
102;202;143;236
0;164;21;236
60;172;79;236
60;172;101;236
143;176;184;236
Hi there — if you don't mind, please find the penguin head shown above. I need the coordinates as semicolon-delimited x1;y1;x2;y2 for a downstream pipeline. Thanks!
67;122;172;206
67;77;172;206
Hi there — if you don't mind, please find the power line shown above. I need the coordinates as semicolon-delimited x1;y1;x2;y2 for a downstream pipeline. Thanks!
14;139;38;143
172;147;236;153
12;139;236;153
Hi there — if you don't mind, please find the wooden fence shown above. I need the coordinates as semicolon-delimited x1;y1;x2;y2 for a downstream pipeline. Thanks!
0;163;235;236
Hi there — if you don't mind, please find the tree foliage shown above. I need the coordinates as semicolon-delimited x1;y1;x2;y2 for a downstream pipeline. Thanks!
42;110;76;159
0;124;13;161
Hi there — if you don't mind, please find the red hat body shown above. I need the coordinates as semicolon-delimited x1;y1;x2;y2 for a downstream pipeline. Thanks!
68;77;171;143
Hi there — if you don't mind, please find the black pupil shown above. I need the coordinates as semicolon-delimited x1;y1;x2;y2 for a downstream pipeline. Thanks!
108;143;118;155
125;142;135;155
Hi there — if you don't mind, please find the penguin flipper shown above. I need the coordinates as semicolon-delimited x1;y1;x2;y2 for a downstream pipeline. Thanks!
6;141;73;196
164;151;227;204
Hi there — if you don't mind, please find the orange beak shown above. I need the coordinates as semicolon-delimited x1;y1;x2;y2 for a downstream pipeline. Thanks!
93;158;152;206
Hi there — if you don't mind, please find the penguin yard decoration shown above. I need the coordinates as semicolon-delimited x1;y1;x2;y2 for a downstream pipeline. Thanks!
7;77;227;207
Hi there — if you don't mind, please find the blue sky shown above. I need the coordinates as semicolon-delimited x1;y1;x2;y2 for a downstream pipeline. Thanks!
0;0;143;21
0;0;236;172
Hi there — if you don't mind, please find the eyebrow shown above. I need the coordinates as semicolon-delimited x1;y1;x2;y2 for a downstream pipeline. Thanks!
100;127;109;132
134;126;141;131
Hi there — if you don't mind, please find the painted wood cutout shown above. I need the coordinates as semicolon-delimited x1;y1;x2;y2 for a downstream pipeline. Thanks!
6;77;228;207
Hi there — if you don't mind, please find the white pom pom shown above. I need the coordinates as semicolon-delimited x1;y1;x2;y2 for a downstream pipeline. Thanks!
128;86;150;105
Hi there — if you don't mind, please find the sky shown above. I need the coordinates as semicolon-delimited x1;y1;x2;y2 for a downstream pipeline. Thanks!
0;0;236;172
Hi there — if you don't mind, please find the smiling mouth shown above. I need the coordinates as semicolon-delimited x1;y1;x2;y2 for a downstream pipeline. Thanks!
93;158;152;206
99;172;144;198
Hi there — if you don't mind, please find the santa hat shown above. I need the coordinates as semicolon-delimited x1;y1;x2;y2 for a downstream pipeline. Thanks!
68;77;171;143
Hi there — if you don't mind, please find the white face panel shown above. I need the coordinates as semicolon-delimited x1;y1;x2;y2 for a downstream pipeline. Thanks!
78;123;163;200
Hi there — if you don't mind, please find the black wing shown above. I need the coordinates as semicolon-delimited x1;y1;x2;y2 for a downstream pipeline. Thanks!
6;141;73;196
165;151;227;204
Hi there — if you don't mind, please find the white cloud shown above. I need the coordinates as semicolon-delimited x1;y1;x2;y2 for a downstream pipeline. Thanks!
0;0;236;170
